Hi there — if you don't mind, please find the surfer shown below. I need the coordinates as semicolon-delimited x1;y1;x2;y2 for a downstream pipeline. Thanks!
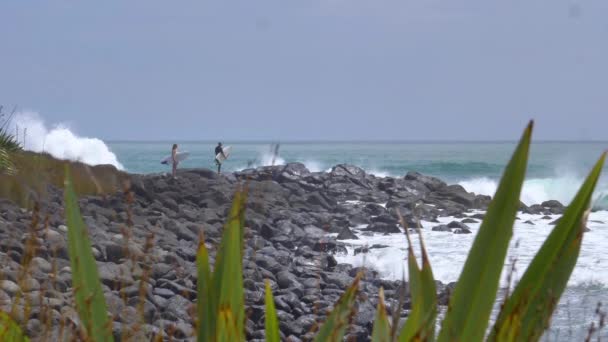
215;142;226;174
171;144;179;178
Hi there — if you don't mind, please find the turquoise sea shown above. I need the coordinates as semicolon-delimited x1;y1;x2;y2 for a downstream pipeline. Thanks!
108;141;608;208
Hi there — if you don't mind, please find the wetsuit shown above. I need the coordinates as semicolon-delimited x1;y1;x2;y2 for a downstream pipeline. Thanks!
215;145;225;173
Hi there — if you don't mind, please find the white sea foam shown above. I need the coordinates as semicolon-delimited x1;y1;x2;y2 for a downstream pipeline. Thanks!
335;210;608;287
367;169;391;178
460;177;608;208
9;111;124;169
303;160;324;173
258;151;286;167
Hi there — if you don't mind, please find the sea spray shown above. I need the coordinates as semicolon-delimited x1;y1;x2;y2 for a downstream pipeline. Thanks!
460;176;608;208
10;111;124;169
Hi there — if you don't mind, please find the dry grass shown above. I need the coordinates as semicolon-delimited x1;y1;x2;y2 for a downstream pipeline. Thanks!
0;151;129;208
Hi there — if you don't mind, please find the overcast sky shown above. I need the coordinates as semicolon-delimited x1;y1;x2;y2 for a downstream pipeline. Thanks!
1;1;607;141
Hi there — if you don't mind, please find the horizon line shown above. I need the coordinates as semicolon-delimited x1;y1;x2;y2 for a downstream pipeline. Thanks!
104;139;608;144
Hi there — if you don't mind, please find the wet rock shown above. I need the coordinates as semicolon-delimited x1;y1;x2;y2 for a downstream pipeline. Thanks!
453;228;472;234
331;164;367;178
432;225;452;232
336;227;358;240
363;222;401;234
276;271;301;289
542;200;565;214
404;172;446;191
447;221;470;230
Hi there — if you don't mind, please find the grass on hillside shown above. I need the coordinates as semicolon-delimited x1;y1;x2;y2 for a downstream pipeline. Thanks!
0;151;129;208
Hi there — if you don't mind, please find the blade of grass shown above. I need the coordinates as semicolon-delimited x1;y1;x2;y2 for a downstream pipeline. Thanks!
438;121;533;342
0;311;30;342
314;272;362;342
64;166;113;341
196;238;214;342
371;288;391;342
265;280;280;342
490;153;606;341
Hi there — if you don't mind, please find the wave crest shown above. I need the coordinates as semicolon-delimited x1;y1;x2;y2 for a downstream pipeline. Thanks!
460;176;608;209
10;111;124;170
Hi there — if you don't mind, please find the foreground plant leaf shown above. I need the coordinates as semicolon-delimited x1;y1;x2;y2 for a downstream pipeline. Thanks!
64;167;113;341
314;272;362;342
371;288;391;342
196;239;213;342
438;121;533;342
490;153;606;341
397;214;437;341
216;308;240;342
265;280;280;342
212;188;247;340
0;148;16;175
0;311;29;342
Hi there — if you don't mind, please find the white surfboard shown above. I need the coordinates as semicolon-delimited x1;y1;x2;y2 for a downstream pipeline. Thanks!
215;146;232;163
161;151;190;165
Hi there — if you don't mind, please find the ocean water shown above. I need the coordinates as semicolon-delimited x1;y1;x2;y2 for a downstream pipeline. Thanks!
10;112;608;340
108;141;608;208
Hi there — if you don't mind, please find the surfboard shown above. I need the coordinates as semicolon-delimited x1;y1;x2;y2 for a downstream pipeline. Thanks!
161;151;190;165
215;146;232;163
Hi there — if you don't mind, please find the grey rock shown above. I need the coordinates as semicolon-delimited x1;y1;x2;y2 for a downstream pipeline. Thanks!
364;222;401;234
432;225;452;232
336;227;358;240
162;295;192;321
276;271;301;289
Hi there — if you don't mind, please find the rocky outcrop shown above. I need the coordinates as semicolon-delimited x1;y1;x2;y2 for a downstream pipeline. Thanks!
0;163;495;341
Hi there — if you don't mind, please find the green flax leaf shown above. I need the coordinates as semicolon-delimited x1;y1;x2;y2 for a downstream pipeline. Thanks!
371;288;391;342
438;122;533;342
212;188;248;341
196;239;214;342
64;166;113;342
490;153;606;341
0;311;30;342
314;273;362;342
397;214;436;342
265;280;280;342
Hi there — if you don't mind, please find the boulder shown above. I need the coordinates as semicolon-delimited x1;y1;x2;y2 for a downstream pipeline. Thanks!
404;172;447;191
330;164;366;178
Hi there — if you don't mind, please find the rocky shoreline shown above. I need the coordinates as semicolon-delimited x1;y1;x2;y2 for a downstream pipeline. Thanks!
0;163;568;341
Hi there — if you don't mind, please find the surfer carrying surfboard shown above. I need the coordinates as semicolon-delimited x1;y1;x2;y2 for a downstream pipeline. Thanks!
171;144;179;178
215;142;226;174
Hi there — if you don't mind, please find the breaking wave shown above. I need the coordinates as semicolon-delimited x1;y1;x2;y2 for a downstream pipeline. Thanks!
9;111;124;169
460;176;608;209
